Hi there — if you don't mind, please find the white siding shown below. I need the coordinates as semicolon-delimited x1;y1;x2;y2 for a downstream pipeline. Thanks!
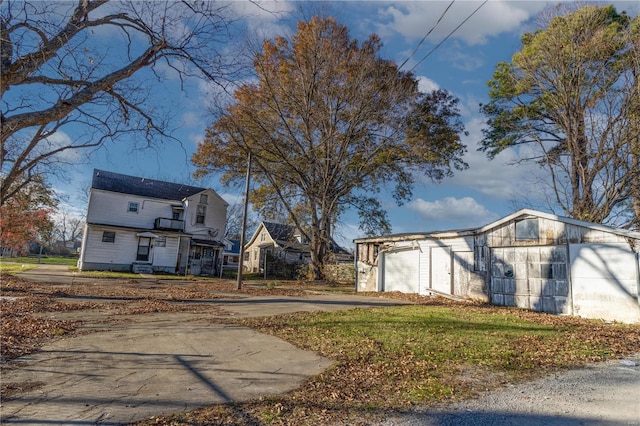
82;227;138;265
87;190;175;229
418;242;431;295
152;236;180;269
183;190;227;238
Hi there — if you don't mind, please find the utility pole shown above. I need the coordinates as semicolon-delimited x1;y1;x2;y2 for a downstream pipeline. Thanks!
236;152;252;290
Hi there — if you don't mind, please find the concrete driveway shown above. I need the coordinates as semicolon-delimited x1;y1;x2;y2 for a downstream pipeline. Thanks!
1;265;409;425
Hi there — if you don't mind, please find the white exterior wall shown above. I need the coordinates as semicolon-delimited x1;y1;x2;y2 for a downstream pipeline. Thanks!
418;237;475;297
87;190;175;228
356;211;640;322
418;242;431;295
570;243;640;323
183;190;227;239
357;236;479;296
152;236;180;270
81;226;138;270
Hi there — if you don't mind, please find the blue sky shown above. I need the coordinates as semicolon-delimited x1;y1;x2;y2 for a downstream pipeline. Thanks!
54;1;640;246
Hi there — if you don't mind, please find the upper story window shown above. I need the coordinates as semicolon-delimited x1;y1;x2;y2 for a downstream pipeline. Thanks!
515;218;539;240
260;232;266;242
128;202;139;213
196;205;206;224
172;211;181;220
199;194;208;204
102;231;116;243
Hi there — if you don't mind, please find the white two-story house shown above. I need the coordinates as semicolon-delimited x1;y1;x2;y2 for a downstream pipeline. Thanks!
78;169;228;275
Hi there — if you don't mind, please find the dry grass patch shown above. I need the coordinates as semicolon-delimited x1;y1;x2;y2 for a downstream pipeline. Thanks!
141;301;640;426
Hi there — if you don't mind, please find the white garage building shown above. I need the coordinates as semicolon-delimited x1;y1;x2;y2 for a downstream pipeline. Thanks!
355;209;640;323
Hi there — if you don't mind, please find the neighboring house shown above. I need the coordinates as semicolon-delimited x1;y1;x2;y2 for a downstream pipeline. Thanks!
78;169;228;275
221;238;241;274
244;221;351;273
355;209;640;324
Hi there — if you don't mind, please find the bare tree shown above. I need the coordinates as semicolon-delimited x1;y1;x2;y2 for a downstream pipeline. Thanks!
46;209;84;253
1;0;241;206
224;200;257;241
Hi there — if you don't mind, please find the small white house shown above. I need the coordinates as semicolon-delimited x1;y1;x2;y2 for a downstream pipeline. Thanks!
355;209;640;323
244;221;352;273
78;169;228;275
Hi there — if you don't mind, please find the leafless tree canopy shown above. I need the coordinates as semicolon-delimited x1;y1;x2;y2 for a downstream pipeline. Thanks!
1;0;240;206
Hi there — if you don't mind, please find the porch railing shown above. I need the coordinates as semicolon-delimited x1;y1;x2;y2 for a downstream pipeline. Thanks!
154;217;184;231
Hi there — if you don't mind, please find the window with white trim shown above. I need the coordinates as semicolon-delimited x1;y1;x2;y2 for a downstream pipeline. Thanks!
196;205;206;224
102;231;115;243
128;202;139;213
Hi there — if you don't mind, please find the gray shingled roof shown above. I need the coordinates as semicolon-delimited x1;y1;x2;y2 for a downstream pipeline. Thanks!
262;221;349;254
91;169;206;201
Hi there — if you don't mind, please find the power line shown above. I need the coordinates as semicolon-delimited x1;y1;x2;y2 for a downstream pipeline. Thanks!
409;0;488;73
399;0;455;71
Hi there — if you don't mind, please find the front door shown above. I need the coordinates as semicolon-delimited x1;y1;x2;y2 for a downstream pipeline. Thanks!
137;237;152;261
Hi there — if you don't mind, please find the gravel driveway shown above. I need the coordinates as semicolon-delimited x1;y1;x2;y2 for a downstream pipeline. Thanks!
382;355;640;426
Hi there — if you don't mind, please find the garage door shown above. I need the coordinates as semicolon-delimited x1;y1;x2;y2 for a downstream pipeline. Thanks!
570;243;640;323
383;249;420;293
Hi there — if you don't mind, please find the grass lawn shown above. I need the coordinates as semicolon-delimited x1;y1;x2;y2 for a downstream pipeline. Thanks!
0;263;37;274
146;302;640;425
1;256;78;266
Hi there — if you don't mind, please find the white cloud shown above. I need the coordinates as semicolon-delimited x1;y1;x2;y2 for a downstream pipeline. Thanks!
378;1;545;46
407;196;497;225
417;75;439;93
182;111;203;128
438;43;485;71
43;131;82;162
229;1;296;40
441;116;547;201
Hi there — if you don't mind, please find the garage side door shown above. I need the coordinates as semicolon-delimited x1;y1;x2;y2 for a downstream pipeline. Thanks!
383;249;420;293
431;247;452;294
570;243;639;323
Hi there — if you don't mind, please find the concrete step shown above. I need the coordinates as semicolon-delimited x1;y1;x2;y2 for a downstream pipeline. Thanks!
132;263;154;274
